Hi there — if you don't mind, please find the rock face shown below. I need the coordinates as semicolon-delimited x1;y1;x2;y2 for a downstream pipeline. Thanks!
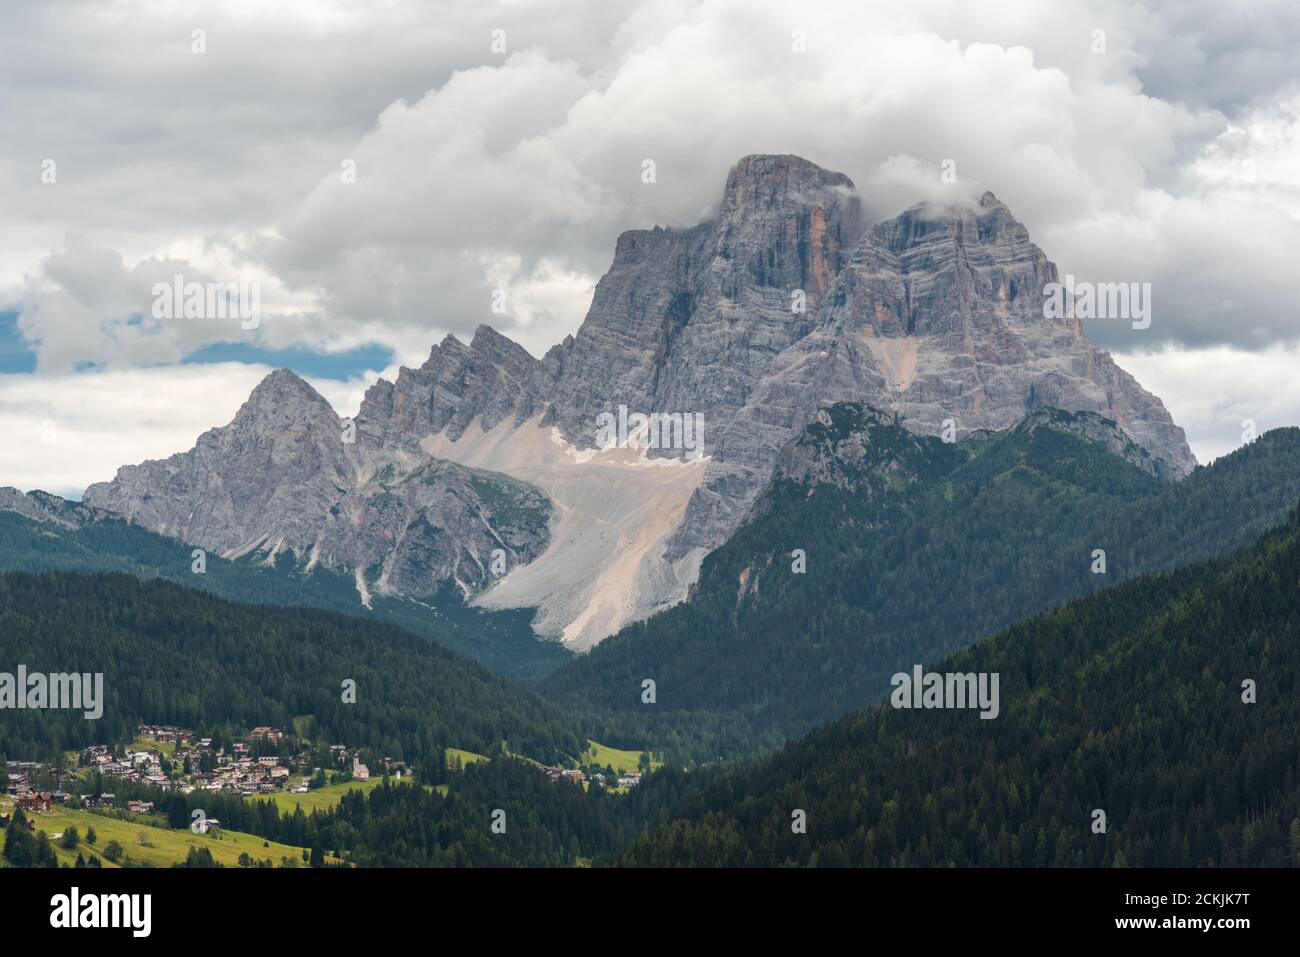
76;154;1196;646
83;369;551;601
657;186;1195;560
0;487;106;527
535;154;865;445
358;326;546;453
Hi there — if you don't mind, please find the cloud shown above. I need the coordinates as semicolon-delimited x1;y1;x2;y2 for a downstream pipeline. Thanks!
0;363;375;496
3;0;1300;489
1051;90;1300;353
1115;343;1300;463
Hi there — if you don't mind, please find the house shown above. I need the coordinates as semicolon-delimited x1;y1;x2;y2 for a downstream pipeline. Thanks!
137;725;191;745
126;800;154;814
15;792;53;813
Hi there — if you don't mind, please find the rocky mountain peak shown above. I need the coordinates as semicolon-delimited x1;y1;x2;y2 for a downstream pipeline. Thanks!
869;192;1032;259
359;324;545;451
245;367;328;405
72;154;1200;649
713;153;864;303
720;153;858;211
235;368;339;434
0;487;103;528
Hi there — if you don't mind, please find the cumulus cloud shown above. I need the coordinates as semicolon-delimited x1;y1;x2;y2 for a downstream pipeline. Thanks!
1116;343;1300;464
1;0;1298;489
0;363;375;497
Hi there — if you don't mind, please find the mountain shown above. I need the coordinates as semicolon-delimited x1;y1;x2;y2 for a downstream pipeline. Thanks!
653;179;1194;565
542;407;1300;740
73;154;1195;647
615;503;1300;867
82;369;552;604
0;502;765;762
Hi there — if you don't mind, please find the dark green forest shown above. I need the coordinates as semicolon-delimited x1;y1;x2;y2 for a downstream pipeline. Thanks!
615;504;1300;866
17;494;1298;868
0;508;568;681
0;571;584;766
0;570;757;770
544;406;1300;740
3;408;1300;867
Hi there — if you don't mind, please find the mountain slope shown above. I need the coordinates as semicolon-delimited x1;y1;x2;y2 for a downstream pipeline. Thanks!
616;503;1300;867
0;501;568;681
543;407;1300;739
369;157;1194;644
0;571;586;767
661;184;1194;565
81;369;551;603
70;155;1196;647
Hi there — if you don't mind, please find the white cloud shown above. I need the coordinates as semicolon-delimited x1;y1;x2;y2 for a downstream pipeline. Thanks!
0;364;374;496
2;0;1299;490
1115;343;1300;463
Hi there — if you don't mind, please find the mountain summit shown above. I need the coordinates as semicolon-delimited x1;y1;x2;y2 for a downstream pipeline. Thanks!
82;155;1195;646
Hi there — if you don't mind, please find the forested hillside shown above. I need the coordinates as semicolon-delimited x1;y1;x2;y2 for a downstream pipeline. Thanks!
0;508;569;681
616;504;1300;867
0;572;583;766
545;406;1300;740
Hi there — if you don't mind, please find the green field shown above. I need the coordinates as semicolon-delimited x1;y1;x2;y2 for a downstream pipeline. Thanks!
444;747;490;768
263;778;387;814
13;803;319;869
129;736;177;756
581;740;661;774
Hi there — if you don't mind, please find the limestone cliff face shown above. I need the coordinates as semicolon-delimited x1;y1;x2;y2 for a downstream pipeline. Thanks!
535;154;866;448
0;488;107;527
656;182;1195;558
77;154;1195;645
358;325;546;454
83;369;550;600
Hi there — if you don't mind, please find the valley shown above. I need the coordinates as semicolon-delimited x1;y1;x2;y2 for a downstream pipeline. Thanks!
1;154;1294;874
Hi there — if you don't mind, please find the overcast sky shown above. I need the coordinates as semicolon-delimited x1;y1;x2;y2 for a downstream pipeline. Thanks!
2;0;1298;496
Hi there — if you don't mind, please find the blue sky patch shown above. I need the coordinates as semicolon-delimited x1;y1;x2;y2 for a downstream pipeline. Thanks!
182;341;393;381
0;311;37;374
